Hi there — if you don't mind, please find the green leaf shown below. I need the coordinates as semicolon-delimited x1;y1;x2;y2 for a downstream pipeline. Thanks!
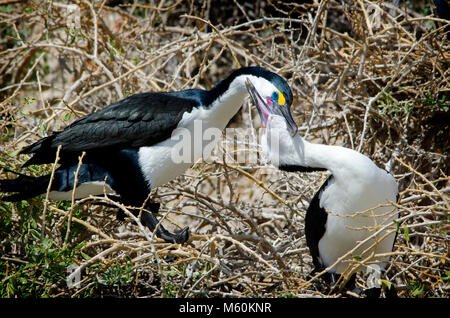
75;241;86;250
7;150;20;157
30;229;40;240
393;219;400;233
411;283;424;296
81;251;91;260
379;279;392;290
403;226;410;242
63;112;72;122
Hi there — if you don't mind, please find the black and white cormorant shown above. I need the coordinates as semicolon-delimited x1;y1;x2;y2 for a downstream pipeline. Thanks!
0;66;293;244
246;79;399;296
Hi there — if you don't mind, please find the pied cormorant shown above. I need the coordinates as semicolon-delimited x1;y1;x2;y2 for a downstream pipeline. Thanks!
246;79;399;297
0;66;293;244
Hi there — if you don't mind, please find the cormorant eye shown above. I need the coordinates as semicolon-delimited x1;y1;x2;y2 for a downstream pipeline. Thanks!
271;91;279;102
271;91;286;105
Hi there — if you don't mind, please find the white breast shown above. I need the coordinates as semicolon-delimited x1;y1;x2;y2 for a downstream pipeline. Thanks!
318;169;398;274
138;80;248;189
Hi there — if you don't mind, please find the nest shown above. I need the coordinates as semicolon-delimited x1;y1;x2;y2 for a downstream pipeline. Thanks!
0;0;448;298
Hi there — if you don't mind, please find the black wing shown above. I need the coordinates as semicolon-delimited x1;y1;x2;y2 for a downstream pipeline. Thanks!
20;91;202;166
305;175;333;271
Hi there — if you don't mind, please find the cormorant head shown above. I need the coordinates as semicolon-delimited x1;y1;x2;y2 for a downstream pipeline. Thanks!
244;70;297;137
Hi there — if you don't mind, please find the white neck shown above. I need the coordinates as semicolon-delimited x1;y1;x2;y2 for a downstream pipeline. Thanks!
263;128;382;183
177;75;251;132
208;76;248;127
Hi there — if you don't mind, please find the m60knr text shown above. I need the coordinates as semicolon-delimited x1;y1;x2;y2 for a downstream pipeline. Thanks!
223;302;271;313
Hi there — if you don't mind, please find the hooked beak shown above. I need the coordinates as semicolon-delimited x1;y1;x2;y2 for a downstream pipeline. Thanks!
245;78;298;137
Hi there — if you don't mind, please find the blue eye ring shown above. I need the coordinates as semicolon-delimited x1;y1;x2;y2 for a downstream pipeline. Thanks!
271;91;279;102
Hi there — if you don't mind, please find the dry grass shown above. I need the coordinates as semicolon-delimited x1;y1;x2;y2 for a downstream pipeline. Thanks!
0;0;448;298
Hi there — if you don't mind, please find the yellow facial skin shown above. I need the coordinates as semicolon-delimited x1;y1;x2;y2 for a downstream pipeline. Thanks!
278;91;286;105
272;90;286;105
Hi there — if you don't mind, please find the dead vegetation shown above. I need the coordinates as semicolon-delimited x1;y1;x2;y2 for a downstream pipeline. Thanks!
0;0;448;298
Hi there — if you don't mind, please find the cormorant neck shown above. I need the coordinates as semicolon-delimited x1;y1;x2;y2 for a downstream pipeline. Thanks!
275;134;330;172
203;74;248;125
207;73;248;105
275;133;380;183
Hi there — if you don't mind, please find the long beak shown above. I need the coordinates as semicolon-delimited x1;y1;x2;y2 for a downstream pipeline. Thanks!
245;79;270;127
278;102;298;137
245;78;298;137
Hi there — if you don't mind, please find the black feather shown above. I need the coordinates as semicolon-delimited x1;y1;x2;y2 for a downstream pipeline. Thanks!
0;174;50;201
305;175;333;271
279;164;327;173
20;91;201;166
